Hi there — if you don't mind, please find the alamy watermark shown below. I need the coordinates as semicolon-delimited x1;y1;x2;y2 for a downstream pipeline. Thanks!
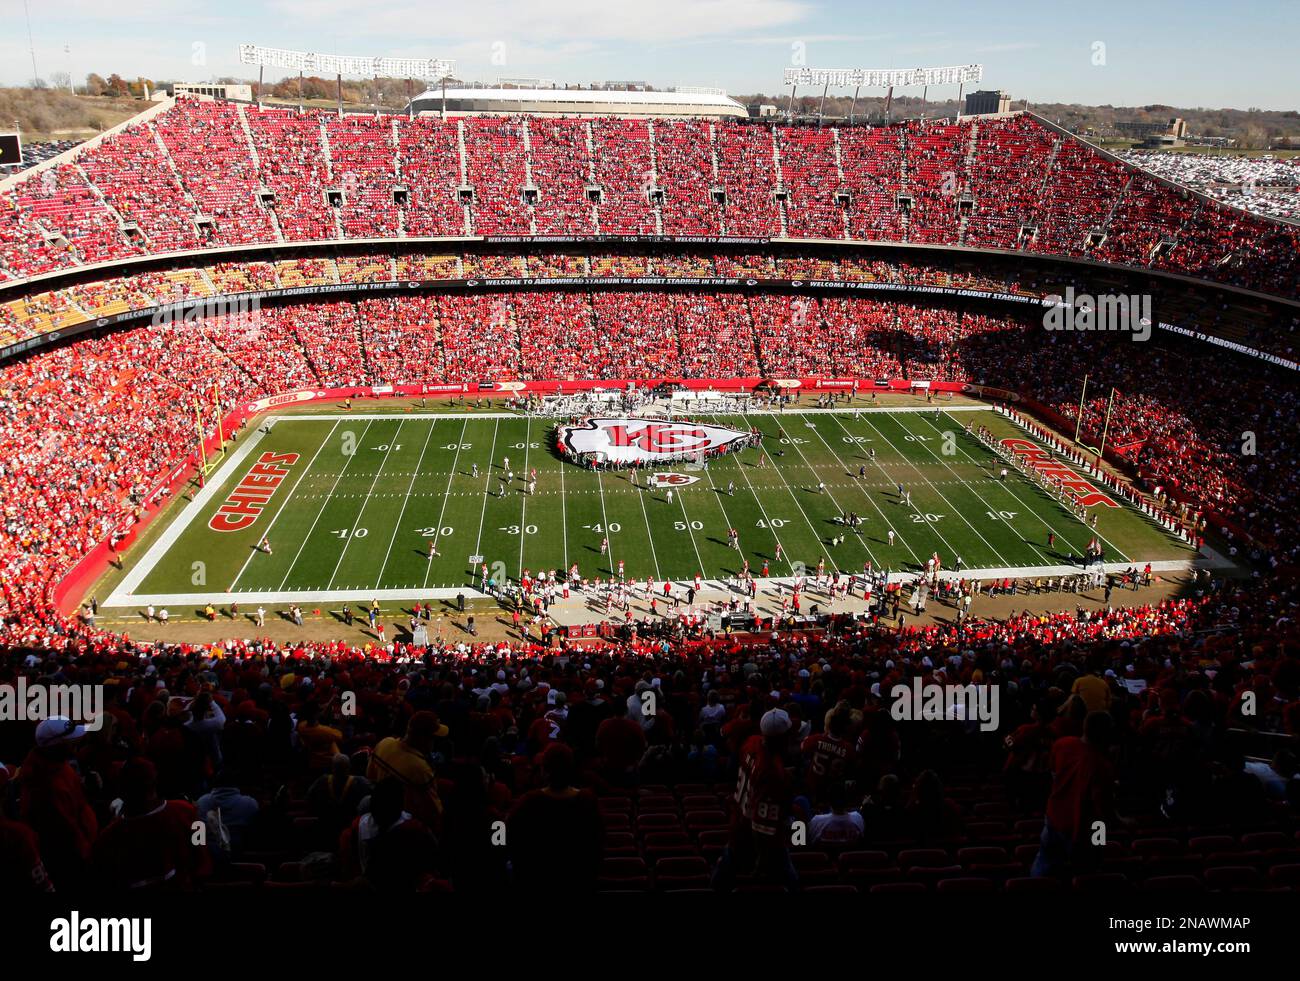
890;679;1000;732
150;294;262;335
1043;286;1152;342
0;678;103;730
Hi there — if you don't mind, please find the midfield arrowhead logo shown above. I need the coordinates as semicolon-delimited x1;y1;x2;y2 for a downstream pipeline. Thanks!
557;418;752;464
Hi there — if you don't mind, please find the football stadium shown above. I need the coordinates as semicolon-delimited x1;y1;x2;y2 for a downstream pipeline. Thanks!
0;1;1297;949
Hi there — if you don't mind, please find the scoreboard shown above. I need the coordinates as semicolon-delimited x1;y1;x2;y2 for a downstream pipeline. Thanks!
0;133;21;167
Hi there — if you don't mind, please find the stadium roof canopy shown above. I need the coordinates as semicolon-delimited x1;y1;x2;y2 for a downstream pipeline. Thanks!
407;86;749;119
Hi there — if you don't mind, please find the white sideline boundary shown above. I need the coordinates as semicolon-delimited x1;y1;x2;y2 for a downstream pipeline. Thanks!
105;425;275;606
263;405;996;422
101;555;1228;610
99;403;1210;611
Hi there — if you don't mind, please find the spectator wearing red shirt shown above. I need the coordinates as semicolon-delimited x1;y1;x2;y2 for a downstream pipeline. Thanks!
0;814;55;892
594;697;646;786
715;708;797;891
1032;711;1124;880
91;757;212;890
17;716;97;891
507;743;602;893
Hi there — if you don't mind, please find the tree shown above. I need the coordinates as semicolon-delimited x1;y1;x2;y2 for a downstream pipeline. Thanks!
85;73;108;96
106;74;129;97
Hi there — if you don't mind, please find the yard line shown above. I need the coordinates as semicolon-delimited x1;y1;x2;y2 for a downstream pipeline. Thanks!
748;420;839;573
846;412;973;565
518;417;531;577
631;474;663;581
376;419;438;587
671;484;708;580
928;410;1132;562
902;411;1056;564
472;418;502;560
424;418;470;589
770;415;878;568
800;413;925;569
327;421;407;589
820;414;925;567
558;436;569;571
594;467;617;577
726;443;795;573
229;420;339;591
858;412;1012;567
278;420;375;590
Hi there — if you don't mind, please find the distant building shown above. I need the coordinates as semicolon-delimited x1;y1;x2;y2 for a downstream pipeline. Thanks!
170;82;254;102
1117;117;1187;139
964;90;1011;116
407;86;747;119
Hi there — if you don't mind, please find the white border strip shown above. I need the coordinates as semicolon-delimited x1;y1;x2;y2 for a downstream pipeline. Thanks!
100;555;1225;609
105;425;273;604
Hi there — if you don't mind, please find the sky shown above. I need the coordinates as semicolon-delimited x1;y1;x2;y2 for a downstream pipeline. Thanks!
2;0;1298;110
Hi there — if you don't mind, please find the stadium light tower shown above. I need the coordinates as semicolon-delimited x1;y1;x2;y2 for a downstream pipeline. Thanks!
782;65;983;125
238;44;455;114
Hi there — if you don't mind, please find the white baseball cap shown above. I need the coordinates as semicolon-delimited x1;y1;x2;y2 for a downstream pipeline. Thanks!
35;716;86;748
760;708;792;736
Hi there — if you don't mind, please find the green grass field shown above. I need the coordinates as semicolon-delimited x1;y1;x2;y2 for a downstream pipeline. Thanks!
102;406;1192;609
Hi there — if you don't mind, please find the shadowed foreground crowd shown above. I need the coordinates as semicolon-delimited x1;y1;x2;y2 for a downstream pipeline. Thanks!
1;572;1296;894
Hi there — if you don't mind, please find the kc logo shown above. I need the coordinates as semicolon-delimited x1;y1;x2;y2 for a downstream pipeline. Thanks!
558;418;752;465
604;423;710;454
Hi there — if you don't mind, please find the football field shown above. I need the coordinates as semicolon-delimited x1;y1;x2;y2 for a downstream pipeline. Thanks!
102;405;1193;609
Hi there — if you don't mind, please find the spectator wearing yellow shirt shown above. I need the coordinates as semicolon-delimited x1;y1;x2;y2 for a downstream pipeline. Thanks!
367;711;447;829
1070;666;1112;714
296;703;343;775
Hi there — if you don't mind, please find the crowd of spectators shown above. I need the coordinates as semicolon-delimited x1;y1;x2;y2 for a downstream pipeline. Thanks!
3;105;1299;302
1;568;1295;893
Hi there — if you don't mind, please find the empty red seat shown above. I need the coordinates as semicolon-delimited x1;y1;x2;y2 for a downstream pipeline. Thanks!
642;831;696;858
870;882;926;894
1270;865;1300;886
898;848;950;869
1005;876;1064;894
936;877;998;894
636;812;682;832
1131;837;1182;856
684;810;728;830
655;856;711;890
1204;866;1263;891
599;857;650;890
638;795;678;813
1073;873;1132;893
1143;875;1205;892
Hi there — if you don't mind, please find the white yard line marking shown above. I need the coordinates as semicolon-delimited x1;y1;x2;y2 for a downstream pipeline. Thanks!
671;484;707;582
595;467;617;577
472;418;501;560
811;413;925;569
631;473;664;581
107;424;274;603
518;417;532;577
559;434;569;571
327;420;406;589
908;411;1067;564
854;411;1008;567
229;421;341;591
424;418;469;589
377;419;438;586
727;448;795;573
770;415;878;568
278;420;375;590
